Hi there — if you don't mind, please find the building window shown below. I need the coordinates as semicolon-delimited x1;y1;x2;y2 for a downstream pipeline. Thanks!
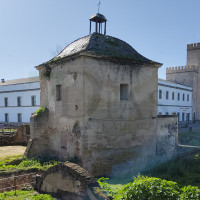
56;85;62;101
182;113;185;121
183;94;185;101
17;97;21;106
159;90;162;99
120;84;128;100
177;112;180;121
31;96;36;106
172;92;175;100
187;94;189;102
17;113;22;123
186;113;190;123
178;93;180;101
166;91;169;100
5;113;9;122
4;97;8;107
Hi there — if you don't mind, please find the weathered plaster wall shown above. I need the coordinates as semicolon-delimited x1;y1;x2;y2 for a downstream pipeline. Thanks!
27;55;162;176
156;115;177;159
80;57;158;175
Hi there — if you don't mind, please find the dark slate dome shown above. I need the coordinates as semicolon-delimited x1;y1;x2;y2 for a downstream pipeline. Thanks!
48;33;159;65
90;13;107;22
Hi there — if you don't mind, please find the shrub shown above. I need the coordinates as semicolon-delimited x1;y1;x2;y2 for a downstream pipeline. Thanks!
97;177;114;197
98;176;200;200
180;185;200;200
121;176;179;200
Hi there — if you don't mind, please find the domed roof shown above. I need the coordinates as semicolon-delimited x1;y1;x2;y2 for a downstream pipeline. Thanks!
42;33;161;66
90;13;107;22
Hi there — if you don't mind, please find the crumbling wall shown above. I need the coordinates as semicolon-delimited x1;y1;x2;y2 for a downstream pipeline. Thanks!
27;56;160;177
0;169;43;193
156;115;177;160
24;110;49;158
0;124;30;146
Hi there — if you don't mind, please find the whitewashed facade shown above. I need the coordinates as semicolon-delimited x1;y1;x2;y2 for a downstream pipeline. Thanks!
158;79;193;122
0;77;40;123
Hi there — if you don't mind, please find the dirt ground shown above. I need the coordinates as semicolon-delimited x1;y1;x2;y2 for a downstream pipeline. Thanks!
0;146;26;160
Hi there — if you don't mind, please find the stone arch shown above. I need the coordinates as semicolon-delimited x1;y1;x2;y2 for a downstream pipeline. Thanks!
35;162;97;200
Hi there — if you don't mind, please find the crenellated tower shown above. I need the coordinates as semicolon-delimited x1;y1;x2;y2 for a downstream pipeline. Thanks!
166;43;200;121
187;43;200;66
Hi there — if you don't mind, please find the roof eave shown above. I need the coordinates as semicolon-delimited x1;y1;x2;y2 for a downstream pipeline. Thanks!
35;52;162;70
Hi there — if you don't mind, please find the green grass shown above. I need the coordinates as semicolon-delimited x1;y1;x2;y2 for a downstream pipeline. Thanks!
100;152;200;199
0;190;55;200
178;131;200;146
0;129;17;132
0;156;59;199
0;155;23;163
144;153;200;188
0;156;59;173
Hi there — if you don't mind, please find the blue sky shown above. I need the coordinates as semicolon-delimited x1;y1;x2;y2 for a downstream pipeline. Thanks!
1;0;200;80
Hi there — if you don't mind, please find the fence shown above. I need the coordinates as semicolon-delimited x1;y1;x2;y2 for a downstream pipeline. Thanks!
0;173;37;193
0;122;23;134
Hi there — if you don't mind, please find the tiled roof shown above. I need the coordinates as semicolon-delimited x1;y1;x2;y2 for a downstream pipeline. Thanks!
43;33;160;65
0;76;39;86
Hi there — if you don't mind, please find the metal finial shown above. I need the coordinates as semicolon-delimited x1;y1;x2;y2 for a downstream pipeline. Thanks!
97;0;101;13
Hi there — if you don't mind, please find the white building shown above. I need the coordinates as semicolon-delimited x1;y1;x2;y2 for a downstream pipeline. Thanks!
158;79;193;122
0;77;40;123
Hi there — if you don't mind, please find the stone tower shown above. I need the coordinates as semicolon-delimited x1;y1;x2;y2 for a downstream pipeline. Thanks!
166;43;200;121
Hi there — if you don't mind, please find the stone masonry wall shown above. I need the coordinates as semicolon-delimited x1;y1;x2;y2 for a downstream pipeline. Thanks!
0;124;30;146
156;115;177;159
27;55;160;177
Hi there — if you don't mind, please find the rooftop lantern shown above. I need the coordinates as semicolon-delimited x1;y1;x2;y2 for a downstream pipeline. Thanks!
89;1;107;35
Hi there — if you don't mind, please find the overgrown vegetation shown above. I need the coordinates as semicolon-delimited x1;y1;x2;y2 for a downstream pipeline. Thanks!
144;153;200;188
178;131;200;146
0;155;59;173
32;107;46;117
98;176;200;200
98;151;200;199
0;190;55;200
